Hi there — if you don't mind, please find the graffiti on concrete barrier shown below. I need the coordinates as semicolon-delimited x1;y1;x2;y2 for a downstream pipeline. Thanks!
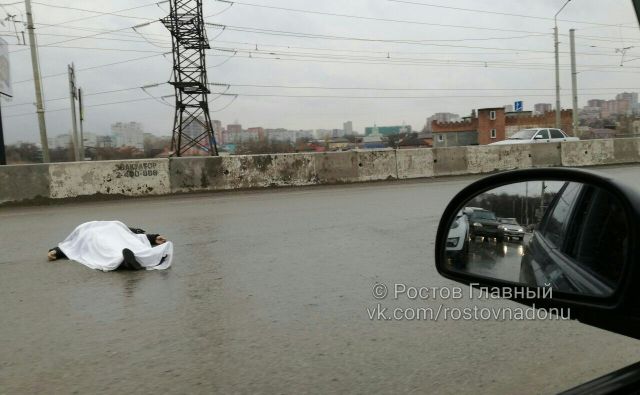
114;162;159;177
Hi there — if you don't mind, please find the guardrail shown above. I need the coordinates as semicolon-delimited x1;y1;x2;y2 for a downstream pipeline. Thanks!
1;138;639;205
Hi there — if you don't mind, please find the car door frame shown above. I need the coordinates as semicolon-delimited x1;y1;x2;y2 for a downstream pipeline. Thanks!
549;128;567;142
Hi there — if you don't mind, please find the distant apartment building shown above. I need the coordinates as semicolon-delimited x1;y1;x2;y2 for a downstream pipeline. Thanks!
503;104;514;113
579;106;602;122
111;122;144;150
343;121;353;135
432;108;573;147
48;134;73;149
267;128;295;142
314;129;335;139
96;135;115;148
587;99;605;108
425;113;460;131
602;100;620;118
246;127;265;141
223;123;243;144
82;132;98;148
583;93;639;119
227;124;242;134
183;116;208;140
295;130;314;140
212;120;223;144
616;92;638;113
534;103;552;115
364;124;411;136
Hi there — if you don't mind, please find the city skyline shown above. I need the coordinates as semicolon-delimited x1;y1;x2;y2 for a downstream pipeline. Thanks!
16;88;640;144
1;0;639;145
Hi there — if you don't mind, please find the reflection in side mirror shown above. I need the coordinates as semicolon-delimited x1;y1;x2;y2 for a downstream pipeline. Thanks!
443;180;629;297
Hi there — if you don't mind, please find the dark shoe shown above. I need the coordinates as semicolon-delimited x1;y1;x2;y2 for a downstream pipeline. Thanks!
121;248;143;270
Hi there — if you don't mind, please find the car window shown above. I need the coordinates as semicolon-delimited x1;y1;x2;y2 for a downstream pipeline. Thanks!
509;129;538;140
535;129;550;139
567;187;628;285
549;129;565;139
541;182;582;248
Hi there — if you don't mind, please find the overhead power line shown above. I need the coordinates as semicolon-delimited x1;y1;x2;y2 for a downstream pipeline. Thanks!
30;1;159;22
8;21;162;54
4;94;175;119
4;84;169;108
386;0;640;29
25;1;167;31
205;51;640;74
209;24;634;58
32;21;169;40
211;39;630;58
218;92;610;99
9;43;169;53
212;82;640;92
209;46;640;69
0;30;169;46
13;52;169;85
209;41;635;63
213;0;640;39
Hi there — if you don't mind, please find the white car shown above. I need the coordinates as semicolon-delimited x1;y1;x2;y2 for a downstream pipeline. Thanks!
446;210;470;268
489;128;579;145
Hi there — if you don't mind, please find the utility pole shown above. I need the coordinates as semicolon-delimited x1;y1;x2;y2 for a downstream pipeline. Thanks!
554;0;571;129
539;181;547;221
525;182;529;226
0;96;5;165
25;0;50;162
67;63;80;162
570;29;579;137
78;87;84;160
554;24;561;128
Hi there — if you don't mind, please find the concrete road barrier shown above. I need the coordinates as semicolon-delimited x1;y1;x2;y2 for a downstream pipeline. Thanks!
355;149;397;181
530;143;562;167
0;163;51;205
561;139;615;167
396;148;434;179
612;138;640;164
313;151;359;184
49;159;170;199
466;144;532;174
433;147;468;177
3;138;640;205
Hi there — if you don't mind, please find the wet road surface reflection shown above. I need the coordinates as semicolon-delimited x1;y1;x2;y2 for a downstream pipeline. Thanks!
463;235;531;283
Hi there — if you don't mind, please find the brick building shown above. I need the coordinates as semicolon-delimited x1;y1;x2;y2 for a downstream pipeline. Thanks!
432;108;573;147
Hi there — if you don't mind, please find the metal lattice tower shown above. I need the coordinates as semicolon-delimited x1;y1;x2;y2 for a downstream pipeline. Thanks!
162;0;218;156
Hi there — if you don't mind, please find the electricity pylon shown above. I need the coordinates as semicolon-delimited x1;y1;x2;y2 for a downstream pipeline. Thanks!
162;0;218;156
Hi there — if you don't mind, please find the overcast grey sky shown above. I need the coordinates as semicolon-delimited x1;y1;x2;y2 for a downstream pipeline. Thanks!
1;0;639;144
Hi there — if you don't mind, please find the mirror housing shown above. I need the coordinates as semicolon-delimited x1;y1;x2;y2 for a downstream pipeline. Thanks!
435;168;640;339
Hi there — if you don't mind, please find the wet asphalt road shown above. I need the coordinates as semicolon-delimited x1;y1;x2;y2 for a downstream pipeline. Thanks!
1;165;640;394
465;237;529;283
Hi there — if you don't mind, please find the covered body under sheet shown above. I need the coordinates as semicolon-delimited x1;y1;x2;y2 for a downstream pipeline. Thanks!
58;221;173;271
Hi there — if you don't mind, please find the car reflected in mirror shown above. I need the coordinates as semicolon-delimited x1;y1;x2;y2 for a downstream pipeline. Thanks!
443;180;629;297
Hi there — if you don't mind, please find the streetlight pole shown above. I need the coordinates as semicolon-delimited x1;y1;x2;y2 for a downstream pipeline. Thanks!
554;0;571;129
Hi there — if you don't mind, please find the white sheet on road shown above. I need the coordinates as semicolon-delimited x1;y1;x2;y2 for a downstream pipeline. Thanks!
58;221;173;271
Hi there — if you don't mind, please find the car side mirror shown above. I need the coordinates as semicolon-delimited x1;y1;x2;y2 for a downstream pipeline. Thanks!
533;134;545;140
435;168;640;339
